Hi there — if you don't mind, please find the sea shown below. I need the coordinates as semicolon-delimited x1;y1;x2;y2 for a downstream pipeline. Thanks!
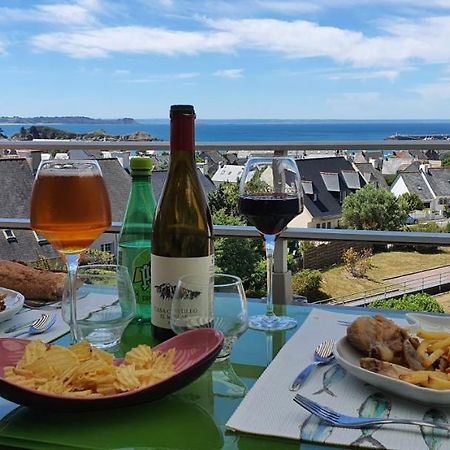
2;120;450;142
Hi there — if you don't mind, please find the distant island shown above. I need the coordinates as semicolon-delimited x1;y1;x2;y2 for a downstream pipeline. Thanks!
0;116;137;124
10;126;160;142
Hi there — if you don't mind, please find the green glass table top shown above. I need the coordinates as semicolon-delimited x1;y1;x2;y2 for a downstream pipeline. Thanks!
0;303;409;450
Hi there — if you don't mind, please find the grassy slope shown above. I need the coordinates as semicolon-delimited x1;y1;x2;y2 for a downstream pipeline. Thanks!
319;248;450;300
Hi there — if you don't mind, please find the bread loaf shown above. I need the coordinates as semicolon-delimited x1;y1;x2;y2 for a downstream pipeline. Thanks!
0;260;66;301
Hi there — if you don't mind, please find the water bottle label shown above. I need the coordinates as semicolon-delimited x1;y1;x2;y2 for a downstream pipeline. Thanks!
120;246;151;307
150;255;214;329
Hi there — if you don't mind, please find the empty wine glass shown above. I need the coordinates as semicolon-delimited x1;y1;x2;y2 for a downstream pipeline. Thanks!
238;156;303;331
171;274;248;360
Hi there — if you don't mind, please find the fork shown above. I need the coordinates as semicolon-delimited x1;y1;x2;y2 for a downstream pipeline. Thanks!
289;340;335;391
13;313;56;337
293;394;450;431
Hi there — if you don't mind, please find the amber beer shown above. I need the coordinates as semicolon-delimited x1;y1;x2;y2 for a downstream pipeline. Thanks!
30;171;112;254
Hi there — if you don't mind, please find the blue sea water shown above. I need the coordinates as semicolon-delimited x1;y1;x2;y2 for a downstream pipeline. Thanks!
1;120;450;142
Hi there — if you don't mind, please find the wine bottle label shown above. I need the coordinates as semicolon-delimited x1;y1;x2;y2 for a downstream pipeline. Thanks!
151;255;214;329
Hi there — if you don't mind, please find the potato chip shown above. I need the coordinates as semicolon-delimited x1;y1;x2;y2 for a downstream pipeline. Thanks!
4;340;176;398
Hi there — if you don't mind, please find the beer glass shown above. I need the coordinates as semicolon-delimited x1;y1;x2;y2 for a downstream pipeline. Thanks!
30;160;112;342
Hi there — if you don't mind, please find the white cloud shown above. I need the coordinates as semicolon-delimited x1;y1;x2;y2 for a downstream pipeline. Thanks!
113;69;130;75
328;70;400;81
214;69;244;79
0;0;103;26
253;1;320;14
0;40;7;55
412;81;450;99
125;72;200;83
31;26;238;58
27;15;450;71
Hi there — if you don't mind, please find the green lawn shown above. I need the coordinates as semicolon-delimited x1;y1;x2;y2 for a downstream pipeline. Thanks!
319;248;450;301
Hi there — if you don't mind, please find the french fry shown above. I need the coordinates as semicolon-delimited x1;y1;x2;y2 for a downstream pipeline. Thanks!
417;330;450;340
422;349;445;368
429;337;450;352
426;374;450;390
399;372;430;385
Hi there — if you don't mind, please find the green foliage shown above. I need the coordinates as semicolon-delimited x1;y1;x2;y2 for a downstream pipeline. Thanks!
208;182;266;297
292;269;323;299
32;255;65;272
341;184;408;231
371;293;444;313
399;192;423;211
404;222;441;253
384;174;397;186
441;153;450;168
82;249;115;265
209;182;241;218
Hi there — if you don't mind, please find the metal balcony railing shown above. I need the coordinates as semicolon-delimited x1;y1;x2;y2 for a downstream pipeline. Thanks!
1;139;450;304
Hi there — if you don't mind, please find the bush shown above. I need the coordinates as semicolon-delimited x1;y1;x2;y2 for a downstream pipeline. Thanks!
342;247;373;278
371;293;444;313
292;269;323;300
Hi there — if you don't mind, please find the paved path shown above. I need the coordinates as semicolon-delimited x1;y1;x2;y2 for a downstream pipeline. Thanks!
334;265;450;307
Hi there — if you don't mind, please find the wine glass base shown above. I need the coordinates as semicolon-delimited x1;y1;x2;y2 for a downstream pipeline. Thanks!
248;314;297;331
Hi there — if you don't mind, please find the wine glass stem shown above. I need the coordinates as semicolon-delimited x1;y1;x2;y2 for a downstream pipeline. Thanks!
264;234;276;317
66;253;81;343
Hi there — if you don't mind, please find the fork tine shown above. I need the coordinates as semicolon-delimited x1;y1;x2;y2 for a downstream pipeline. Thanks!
34;315;48;328
294;395;339;423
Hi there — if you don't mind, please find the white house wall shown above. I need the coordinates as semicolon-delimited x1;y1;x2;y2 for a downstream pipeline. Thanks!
390;176;408;198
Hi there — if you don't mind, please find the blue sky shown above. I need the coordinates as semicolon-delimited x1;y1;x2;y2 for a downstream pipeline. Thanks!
2;0;450;119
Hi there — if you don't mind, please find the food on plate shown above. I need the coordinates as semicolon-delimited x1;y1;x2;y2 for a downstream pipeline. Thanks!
346;315;420;367
4;340;176;397
347;315;450;390
0;260;66;301
0;292;6;311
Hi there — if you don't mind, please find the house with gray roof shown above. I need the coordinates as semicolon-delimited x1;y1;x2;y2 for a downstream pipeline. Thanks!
353;162;388;189
391;166;450;212
289;157;366;229
0;158;58;262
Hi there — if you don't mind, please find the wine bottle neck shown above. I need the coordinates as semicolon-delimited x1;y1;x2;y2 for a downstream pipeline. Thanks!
170;114;195;152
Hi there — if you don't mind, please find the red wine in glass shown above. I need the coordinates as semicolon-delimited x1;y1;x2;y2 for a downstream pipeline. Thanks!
238;193;302;236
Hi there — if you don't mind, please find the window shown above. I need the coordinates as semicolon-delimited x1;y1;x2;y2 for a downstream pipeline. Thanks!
100;243;113;253
32;231;48;245
316;224;321;228
2;229;17;243
321;223;326;228
327;222;331;228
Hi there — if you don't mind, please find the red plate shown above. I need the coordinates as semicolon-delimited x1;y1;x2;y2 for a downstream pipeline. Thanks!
0;328;224;411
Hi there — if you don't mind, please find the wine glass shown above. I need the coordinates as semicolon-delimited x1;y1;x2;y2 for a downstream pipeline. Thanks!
238;156;303;331
30;160;112;343
171;273;248;360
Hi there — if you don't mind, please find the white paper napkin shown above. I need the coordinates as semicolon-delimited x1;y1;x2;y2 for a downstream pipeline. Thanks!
226;308;450;450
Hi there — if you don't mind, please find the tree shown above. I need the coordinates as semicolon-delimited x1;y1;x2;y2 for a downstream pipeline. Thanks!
441;153;450;168
400;192;423;211
209;183;267;297
341;184;408;231
292;269;322;299
342;247;373;278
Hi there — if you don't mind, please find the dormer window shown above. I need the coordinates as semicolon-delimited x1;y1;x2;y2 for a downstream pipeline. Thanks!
320;172;340;192
3;229;17;243
33;231;48;245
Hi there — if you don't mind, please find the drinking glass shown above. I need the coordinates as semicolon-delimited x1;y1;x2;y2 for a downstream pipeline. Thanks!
171;274;248;360
30;160;112;342
238;156;303;331
62;265;136;349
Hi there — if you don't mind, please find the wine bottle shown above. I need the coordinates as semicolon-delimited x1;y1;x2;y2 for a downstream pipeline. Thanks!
151;105;214;341
118;156;156;322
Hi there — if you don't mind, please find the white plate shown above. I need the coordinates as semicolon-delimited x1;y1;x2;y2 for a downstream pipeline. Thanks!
335;336;450;406
0;288;25;323
405;313;450;332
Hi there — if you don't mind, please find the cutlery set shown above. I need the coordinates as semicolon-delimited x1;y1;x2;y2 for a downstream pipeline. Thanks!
292;338;450;432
